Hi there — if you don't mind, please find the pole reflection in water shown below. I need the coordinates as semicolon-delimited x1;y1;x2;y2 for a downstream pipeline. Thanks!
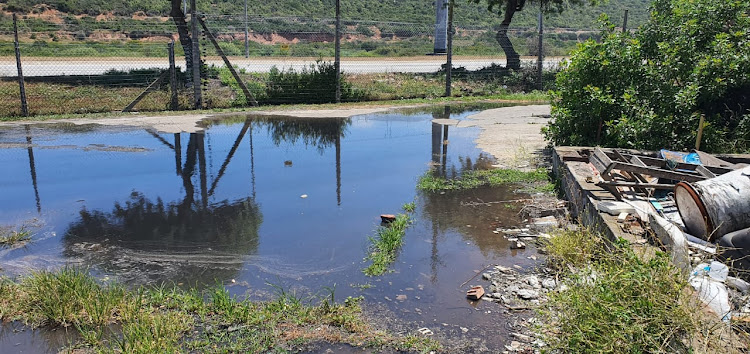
24;125;41;213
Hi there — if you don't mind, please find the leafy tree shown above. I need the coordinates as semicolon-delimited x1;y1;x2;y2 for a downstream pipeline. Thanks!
467;0;597;70
544;0;750;152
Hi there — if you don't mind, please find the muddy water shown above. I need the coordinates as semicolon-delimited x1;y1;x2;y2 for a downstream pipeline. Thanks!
0;104;541;351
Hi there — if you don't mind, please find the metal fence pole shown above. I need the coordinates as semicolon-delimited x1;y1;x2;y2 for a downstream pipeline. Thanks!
191;0;202;109
622;9;629;33
537;9;543;91
444;1;453;97
334;0;341;103
244;0;249;58
13;14;28;117
169;41;178;110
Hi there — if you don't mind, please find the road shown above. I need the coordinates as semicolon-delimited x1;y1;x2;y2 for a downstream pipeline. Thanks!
0;56;565;77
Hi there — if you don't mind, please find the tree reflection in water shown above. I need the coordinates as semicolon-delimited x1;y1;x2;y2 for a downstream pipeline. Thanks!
61;117;351;286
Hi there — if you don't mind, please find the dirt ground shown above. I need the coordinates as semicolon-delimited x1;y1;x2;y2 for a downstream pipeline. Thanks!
434;104;551;169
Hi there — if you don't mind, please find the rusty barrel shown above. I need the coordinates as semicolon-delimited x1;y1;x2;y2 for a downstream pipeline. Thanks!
675;166;750;241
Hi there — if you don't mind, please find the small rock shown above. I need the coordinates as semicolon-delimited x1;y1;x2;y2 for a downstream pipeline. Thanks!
482;272;493;280
511;332;532;342
396;294;407;301
542;278;556;289
495;265;513;273
525;276;540;289
510;241;526;249
300;194;308;198
461;327;469;333
515;289;540;300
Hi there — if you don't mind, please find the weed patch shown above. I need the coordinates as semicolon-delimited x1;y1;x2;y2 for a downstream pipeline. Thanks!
417;168;548;192
0;221;38;248
540;229;727;353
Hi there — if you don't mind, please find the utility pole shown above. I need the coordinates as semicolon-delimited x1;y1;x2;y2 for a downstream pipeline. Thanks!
13;14;28;117
537;8;543;90
244;0;249;58
191;0;201;109
444;0;453;97
334;0;341;103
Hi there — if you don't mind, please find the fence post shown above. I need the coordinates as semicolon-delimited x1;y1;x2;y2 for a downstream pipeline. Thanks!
190;0;202;109
622;9;629;33
334;0;341;103
13;14;28;117
444;0;453;97
537;9;543;91
169;41;178;110
244;0;249;58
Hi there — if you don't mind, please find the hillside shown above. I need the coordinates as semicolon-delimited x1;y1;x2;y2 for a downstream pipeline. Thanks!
3;0;651;29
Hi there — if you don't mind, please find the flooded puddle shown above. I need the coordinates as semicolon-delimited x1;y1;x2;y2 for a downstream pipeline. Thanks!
0;104;541;351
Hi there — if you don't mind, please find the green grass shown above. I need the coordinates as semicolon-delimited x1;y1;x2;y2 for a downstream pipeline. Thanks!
540;229;726;353
363;204;416;276
0;71;550;119
0;268;440;352
417;167;549;192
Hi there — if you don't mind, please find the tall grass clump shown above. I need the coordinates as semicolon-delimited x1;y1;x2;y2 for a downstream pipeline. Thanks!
0;267;439;352
540;229;722;353
417;167;548;192
264;60;361;104
363;205;416;276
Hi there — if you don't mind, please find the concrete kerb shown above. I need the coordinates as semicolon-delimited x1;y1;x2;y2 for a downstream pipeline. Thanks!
551;146;671;265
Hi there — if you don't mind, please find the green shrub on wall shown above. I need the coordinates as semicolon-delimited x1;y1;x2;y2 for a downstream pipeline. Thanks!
544;0;750;153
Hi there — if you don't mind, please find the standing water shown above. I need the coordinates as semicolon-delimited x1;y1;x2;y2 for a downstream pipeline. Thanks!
0;104;540;351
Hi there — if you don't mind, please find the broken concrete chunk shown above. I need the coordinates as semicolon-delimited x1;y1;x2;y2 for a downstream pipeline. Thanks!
597;201;636;216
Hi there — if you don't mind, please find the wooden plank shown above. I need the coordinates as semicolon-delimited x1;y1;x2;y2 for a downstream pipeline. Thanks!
620;153;734;175
610;161;705;182
695;150;736;169
597;181;676;190
595;148;614;175
122;71;168;112
695;165;717;178
198;17;258;107
589;152;611;181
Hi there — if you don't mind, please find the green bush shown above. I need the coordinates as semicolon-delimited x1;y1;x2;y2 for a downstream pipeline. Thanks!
545;0;750;152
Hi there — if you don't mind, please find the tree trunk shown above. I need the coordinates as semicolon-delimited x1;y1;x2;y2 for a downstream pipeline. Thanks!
496;0;520;70
170;0;192;75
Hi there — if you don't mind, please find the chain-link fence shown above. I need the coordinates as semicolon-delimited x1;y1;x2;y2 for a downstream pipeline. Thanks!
0;4;608;117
